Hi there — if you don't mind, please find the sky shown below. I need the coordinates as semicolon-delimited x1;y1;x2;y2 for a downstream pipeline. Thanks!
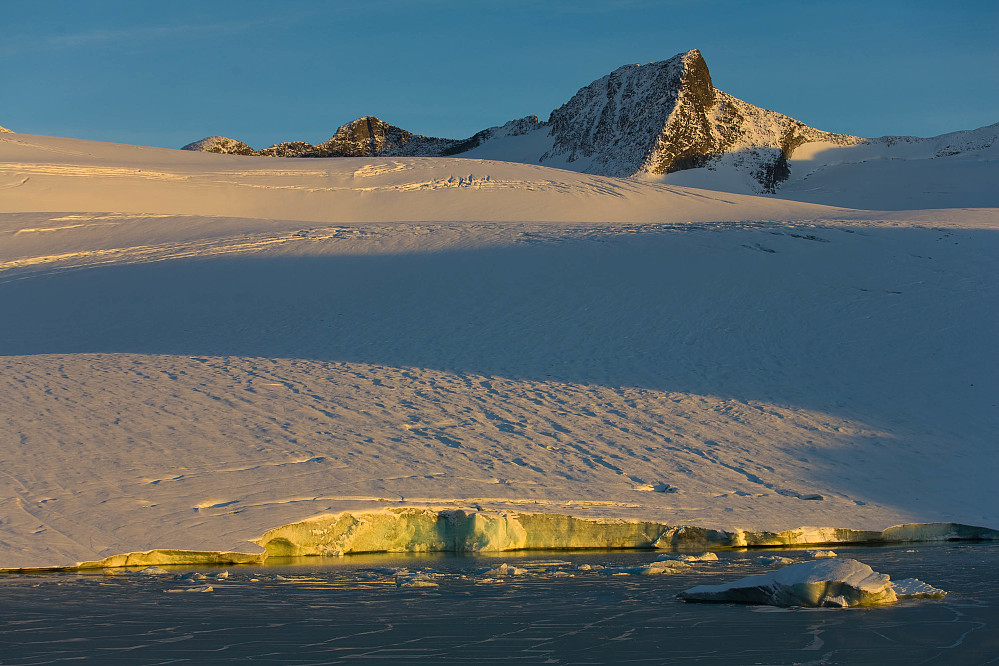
2;0;996;149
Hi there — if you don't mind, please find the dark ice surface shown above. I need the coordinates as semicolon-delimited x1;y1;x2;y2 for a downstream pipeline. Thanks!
1;543;997;665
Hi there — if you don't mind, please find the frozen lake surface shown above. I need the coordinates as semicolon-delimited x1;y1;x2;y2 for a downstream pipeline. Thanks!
1;543;997;664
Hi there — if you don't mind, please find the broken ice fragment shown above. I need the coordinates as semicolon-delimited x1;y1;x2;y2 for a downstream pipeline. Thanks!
892;578;947;599
679;559;900;607
603;560;691;576
657;552;718;562
478;563;529;576
755;555;795;566
164;584;213;593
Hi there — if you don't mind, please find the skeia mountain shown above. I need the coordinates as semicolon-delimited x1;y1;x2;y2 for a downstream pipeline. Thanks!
179;48;997;203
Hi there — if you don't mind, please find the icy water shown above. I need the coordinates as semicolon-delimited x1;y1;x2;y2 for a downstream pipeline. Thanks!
1;543;997;665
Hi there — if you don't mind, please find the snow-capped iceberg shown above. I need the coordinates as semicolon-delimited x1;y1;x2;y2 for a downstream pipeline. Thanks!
678;558;945;608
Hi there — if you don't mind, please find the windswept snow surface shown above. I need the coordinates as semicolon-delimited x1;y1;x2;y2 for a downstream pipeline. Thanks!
0;133;997;569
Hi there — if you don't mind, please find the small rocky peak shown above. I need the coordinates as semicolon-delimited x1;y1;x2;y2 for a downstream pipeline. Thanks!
0;124;14;133
180;136;256;155
319;116;415;156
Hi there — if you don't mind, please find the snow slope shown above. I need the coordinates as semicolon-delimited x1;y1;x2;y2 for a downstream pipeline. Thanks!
665;122;999;209
0;132;997;569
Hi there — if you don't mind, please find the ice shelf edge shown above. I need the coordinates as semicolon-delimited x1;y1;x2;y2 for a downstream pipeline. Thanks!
1;509;996;572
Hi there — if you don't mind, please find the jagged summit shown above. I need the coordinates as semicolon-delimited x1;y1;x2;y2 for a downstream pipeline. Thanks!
540;49;860;188
542;49;713;176
176;50;871;191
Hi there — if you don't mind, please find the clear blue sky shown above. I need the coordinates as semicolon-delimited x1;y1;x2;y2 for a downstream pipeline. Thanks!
2;0;996;149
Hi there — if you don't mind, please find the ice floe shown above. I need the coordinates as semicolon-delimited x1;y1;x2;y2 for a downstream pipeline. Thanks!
679;558;945;608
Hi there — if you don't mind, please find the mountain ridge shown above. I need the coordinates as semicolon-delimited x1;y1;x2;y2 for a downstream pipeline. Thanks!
181;49;993;195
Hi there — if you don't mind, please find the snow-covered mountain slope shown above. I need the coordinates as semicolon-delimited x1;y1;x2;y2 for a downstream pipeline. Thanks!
0;132;997;569
665;122;999;209
0;132;848;226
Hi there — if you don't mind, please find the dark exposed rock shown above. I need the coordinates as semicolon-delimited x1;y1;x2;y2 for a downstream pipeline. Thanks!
180;136;255;155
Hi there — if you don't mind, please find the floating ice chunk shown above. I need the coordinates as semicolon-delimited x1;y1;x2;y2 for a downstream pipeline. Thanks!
479;563;529;576
176;572;208;581
755;555;796;566
892;578;947;599
518;560;573;569
657;552;718;562
136;566;171;576
398;579;439;588
395;572;440;588
604;560;691;576
213;571;229;580
806;550;837;558
679;559;899;607
164;585;213;593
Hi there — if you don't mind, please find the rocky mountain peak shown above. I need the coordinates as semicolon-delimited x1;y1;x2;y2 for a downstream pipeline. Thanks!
258;116;418;157
0;125;13;133
542;48;858;185
180;136;254;155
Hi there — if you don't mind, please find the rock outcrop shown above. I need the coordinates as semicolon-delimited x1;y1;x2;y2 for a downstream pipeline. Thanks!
181;136;254;155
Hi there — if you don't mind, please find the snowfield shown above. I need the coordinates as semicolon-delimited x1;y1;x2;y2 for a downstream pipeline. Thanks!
0;132;996;569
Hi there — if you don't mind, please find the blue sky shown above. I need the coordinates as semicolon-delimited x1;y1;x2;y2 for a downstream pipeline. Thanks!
2;0;996;148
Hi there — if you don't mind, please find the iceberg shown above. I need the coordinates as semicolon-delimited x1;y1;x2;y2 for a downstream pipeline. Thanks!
678;559;945;608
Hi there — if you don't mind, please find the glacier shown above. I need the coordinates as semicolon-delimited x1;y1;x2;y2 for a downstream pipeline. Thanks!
0;129;996;571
